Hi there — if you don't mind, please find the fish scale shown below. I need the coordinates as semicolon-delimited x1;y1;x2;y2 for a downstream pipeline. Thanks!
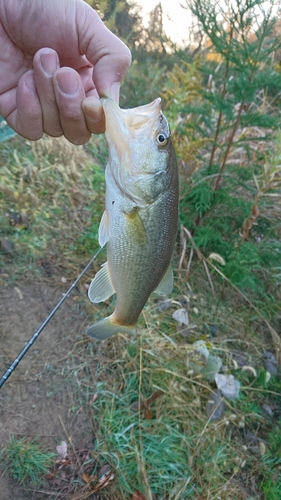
87;97;179;340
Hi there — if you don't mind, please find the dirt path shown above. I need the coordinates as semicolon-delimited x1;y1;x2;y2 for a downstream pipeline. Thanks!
0;281;95;499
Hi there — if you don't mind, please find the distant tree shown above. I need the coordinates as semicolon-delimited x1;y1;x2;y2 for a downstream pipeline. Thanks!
142;3;169;54
87;0;144;49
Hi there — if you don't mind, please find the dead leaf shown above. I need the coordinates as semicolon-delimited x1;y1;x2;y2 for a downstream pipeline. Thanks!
200;355;222;381
56;441;68;459
146;390;163;406
206;389;225;421
230;349;248;368
172;308;189;326
130;391;163;413
177;325;190;337
155;297;173;312
215;374;240;399
82;473;96;483
0;238;14;255
132;491;147;500
188;341;209;371
95;464;114;491
130;395;147;412
263;351;278;376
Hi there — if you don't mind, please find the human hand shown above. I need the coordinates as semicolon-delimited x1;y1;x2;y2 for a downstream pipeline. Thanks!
0;0;131;144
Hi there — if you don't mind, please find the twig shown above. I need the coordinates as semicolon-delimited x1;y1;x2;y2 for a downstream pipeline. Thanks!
182;225;281;362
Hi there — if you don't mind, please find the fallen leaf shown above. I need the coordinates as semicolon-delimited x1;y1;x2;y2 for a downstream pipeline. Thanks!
206;389;225;421
132;491;147;500
188;340;209;372
155;298;173;312
130;396;147;412
172;308;189;326
177;325;190;337
215;374;240;399
82;473;96;483
262;403;273;418
56;441;68;459
99;464;112;477
0;238;14;255
230;349;248;368
145;409;153;419
130;391;163;413
95;464;114;491
201;355;222;381
263;351;278;376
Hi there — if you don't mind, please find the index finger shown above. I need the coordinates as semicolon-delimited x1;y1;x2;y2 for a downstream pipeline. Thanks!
78;11;131;101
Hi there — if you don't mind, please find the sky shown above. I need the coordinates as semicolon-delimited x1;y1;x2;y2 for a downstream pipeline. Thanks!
135;0;191;46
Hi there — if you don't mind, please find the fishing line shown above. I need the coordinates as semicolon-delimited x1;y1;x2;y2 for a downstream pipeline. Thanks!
0;248;102;389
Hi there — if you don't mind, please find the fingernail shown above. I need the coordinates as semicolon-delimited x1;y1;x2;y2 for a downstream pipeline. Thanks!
56;72;78;94
83;98;102;123
110;82;120;103
25;72;36;93
40;51;59;76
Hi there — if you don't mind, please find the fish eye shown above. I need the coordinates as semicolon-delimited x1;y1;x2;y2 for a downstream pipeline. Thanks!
155;132;169;147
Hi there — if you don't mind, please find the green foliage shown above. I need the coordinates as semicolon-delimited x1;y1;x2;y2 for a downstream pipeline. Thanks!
2;436;54;486
0;136;106;277
162;0;281;315
94;388;192;496
260;421;281;499
89;332;243;499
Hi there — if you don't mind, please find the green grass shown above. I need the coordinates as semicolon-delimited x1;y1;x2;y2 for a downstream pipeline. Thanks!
260;421;281;500
60;289;280;499
0;134;106;279
1;436;55;487
0;122;280;498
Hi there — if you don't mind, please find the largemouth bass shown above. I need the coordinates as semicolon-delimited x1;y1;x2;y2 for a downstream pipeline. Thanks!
87;97;178;340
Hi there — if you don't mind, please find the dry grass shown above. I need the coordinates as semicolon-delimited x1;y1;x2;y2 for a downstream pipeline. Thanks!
1;134;280;499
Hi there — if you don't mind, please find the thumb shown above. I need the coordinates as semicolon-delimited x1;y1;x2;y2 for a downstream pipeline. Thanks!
77;5;131;102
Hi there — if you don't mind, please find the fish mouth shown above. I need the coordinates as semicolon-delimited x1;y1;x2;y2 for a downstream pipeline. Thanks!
101;97;162;161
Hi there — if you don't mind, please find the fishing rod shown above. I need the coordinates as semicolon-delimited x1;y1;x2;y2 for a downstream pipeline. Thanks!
0;248;102;389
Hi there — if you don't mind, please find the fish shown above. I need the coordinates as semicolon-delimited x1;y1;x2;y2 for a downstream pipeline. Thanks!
87;97;179;340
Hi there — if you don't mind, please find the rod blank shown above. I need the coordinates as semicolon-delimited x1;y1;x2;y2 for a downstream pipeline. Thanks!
0;249;101;389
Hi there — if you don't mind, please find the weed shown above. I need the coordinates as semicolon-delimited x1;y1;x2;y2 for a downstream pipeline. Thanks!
260;420;281;500
0;135;106;279
163;0;281;316
1;436;54;486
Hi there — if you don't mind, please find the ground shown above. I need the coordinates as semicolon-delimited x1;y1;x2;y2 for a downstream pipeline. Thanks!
0;136;280;500
0;279;96;500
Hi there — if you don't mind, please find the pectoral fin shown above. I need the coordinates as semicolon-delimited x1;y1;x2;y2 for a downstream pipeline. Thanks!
124;208;146;245
98;210;110;247
88;262;115;303
154;263;174;296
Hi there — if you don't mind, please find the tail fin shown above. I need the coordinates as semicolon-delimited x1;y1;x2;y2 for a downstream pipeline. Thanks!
87;314;136;340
